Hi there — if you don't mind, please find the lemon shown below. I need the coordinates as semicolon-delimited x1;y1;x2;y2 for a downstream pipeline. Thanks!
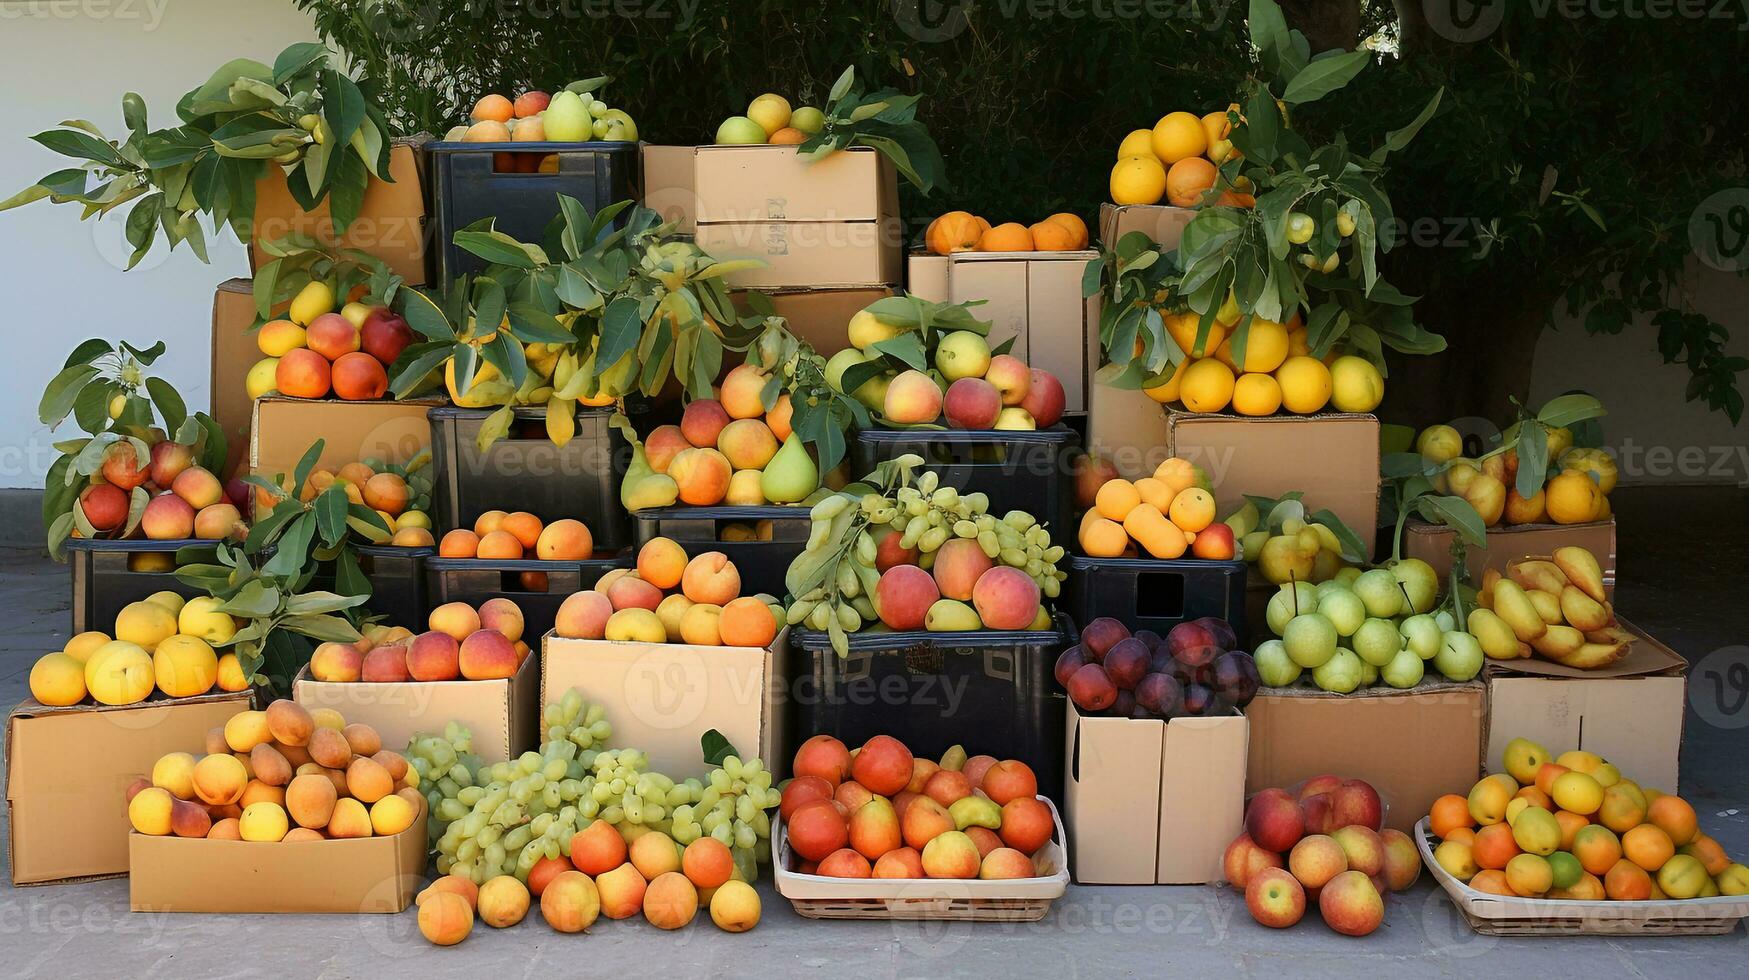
29;653;87;706
1274;356;1333;414
63;631;111;663
1110;156;1166;205
246;357;280;399
1116;128;1156;160
1178;358;1235;413
114;600;179;653
1143;358;1189;403
1234;319;1290;373
1329;355;1385;413
746;93;792;136
1166;312;1224;358
1559;447;1618;494
1150;111;1206;164
1545;470;1602;525
848;309;905;351
287;280;335;326
1231;373;1282;416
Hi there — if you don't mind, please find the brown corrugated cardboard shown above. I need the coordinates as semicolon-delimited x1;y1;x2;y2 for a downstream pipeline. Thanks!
1087;381;1173;479
1167;410;1381;559
1063;703;1248;884
1098;203;1194;249
251;139;428;285
694;221;900;289
904;250;1102;413
731;287;894;356
128;800;426;913
250;396;440;496
1405;518;1616;598
642;144;697;232
693;145;897;223
541;631;788;781
6;692;254;885
293;650;538;764
1243;679;1486;833
212;278;264;480
1484;618;1685;792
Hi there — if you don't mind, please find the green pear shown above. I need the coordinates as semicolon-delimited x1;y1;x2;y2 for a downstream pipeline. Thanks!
949;796;1002;830
1399;614;1443;659
1266;582;1319;635
760;434;818;504
1352;568;1404;618
1381;649;1425;689
1258;534;1316;585
925;599;981;632
621;443;678;511
1318;589;1366;637
1254;639;1301;687
1282;612;1337;668
1352;617;1403;667
1312;648;1364;693
1391;558;1440;614
1434;630;1484;681
544;90;590;141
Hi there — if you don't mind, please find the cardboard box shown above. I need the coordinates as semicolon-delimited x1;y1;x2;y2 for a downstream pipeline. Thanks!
541;631;788;781
731;286;893;356
6;692;254;885
249;396;440;497
292;649;539;765
694;221;900;289
251;138;428;285
128;801;426;913
211;278;266;480
1087;380;1174;479
1099;203;1194;249
904;250;1101;413
641;143;697;233
1405;518;1617;598
1243;680;1486;833
1167;410;1381;559
1484;619;1686;792
1063;703;1248;884
693;145;896;223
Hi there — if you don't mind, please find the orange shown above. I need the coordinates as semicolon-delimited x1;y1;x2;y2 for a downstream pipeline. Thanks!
1646;795;1698;846
1471;823;1520;870
1430;794;1475;839
1029;221;1077;251
1165;157;1218;208
977;222;1034;252
1469;869;1514;896
926;211;983;255
1150;111;1206;164
1216;191;1256;208
1110;156;1167;205
1622;823;1675;871
1604;858;1653;900
1043;213;1088;249
1178;359;1235;413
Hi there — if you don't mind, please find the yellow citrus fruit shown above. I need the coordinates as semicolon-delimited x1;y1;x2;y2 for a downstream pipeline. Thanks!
145;590;187;615
152;634;218;698
63;631;111;663
1110;156;1167;205
1544;470;1602;525
1559;447;1619;494
1551;771;1604;815
1178;359;1235;413
84;641;155;705
1234;319;1290;373
1167;487;1216;533
1116;128;1156;160
1329;355;1385;413
114;600;179;653
1274;356;1332;414
216;653;250;692
1150;111;1207;164
1166;312;1224;358
288;280;336;327
1231;373;1282;416
1143;358;1189;404
29;652;87;706
246;357;280;400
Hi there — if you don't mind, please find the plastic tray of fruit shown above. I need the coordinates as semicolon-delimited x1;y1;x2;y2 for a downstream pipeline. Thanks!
773;797;1070;921
1415;819;1749;936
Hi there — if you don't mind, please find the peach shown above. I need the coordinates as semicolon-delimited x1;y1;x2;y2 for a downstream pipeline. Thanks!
717;418;779;470
331;351;388;400
170;797;212;838
459;629;517;680
438;528;479;557
500;511;543;550
681;551;741;605
981;759;1038;806
360;643;410;682
877;564;939;630
276;347;331;398
473;509;508;535
718;596;778;648
192;503;245;540
418;891;474;946
1223;832;1285;887
678;604;723;645
477;875;530;928
682;837;735;890
419;874;480;909
78;483;129;531
541;870;602;932
606;575;664;612
979;847;1036;880
793;735;852;788
527;856;572;896
922;770;973;809
637;537;689;589
1380;828;1421;891
476;529;524;559
873;846;926;879
529;516;590;559
1318;870;1383;936
1330;778;1384;831
644;425;691;472
882;369;944;424
512;90;550;117
943;377;1002;429
669;447;733;505
429;601;483;641
972;566;1041;630
1245;788;1306;854
835;780;875;814
1331;825;1387;877
719;363;770;420
478;597;525;643
630;830;683;880
873;526;920;571
921;830;982;878
405;630;460;681
679;399;732;448
1288;833;1348;892
362;473;408;515
555;590;614;639
932;537;994;601
853;735;914;796
596;863;648;919
643;872;698;929
306;312;360;360
570;819;628;876
1019;368;1066;426
787;799;850;862
780;775;836;820
766;394;795;440
985;354;1031;405
999;796;1054;854
308;640;364;682
141;493;195;539
849;796;903;860
901;796;956;850
99;441;149;491
817;848;873;878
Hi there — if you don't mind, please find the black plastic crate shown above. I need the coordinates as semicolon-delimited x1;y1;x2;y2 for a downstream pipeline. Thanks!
64;538;219;635
632;505;810;599
428;141;640;287
1063;555;1248;638
425;554;630;641
429;405;632;552
787;618;1071;803
307;545;433;630
852;425;1081;544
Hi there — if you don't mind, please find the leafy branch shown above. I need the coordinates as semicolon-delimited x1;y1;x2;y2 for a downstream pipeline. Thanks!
796;66;947;195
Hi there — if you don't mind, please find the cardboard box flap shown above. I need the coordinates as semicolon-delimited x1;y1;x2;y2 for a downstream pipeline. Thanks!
694;145;898;223
249;396;444;489
1483;619;1685;680
1098;203;1194;250
1155;711;1248;884
6;690;253;799
292;652;539;764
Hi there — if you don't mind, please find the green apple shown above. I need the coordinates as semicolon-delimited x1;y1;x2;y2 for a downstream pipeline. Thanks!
1352;568;1405;618
1282;613;1338;669
1381;649;1425;689
1391;558;1439;614
1254;640;1301;687
1352;617;1403;667
1318;589;1366;637
1435;630;1485;681
1312;648;1365;693
1266;582;1319;636
1400;614;1443;660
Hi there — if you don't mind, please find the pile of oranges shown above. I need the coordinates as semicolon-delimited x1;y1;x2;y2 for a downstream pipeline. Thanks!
923;211;1089;254
1110;108;1252;209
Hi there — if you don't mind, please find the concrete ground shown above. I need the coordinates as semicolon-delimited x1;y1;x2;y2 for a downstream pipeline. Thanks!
2;486;1746;976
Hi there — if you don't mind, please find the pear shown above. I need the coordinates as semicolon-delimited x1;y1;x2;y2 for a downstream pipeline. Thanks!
621;443;678;511
1507;559;1568;595
544;90;591;141
1258;534;1315;585
924;599;981;632
1559;585;1612;632
1467;608;1521;660
1391;558;1440;613
1491;580;1547;642
1552;546;1607;603
760;434;818;504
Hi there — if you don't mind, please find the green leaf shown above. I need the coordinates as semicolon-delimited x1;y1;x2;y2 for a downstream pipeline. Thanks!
1249;0;1300;80
264;512;316;576
39;363;99;426
281;613;364;643
73;379;118;435
1516;423;1550;500
1308;509;1369;564
701;730;738;767
292;438;325;496
315;486;348;545
1280;49;1370;105
320;68;366;147
273;42;329;84
1536;393;1607;429
284;591;368;616
32;129;126;167
1417;495;1488;547
399;288;457;340
219;578;282;618
1372;89;1443;163
145;377;187;435
454;228;540;268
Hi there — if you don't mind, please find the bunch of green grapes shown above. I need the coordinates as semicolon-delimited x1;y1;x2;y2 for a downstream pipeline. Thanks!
586;747;702;831
668;755;782;880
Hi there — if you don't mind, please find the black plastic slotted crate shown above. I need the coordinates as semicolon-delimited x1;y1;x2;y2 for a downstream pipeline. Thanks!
428;141;640;287
852;426;1080;541
429;405;632;552
424;554;630;641
348;545;433;629
1063;555;1248;638
788;618;1071;802
64;538;217;635
631;505;811;598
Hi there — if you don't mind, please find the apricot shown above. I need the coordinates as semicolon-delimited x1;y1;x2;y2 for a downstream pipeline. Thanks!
459;629;518;680
476;529;524;559
326;797;373;838
873;847;926;879
630;830;683;880
239;801;289;841
817;848;873;878
478;597;525;644
717;418;778;469
418;891;474;946
331;351;388;400
438;528;480;557
429;601;483;641
264;700;314;746
280;827;322;842
419;874;479;909
192;753;248;806
370;793;418;835
286;772;338;829
642;871;699;929
360;643;411;682
535;518;593;560
141;493;196;539
249;743;294;787
555;590;613;639
541;870;601;933
129;786;175;835
679;399;732;448
669;447;733;505
645;425;691;472
206;817;242;840
308;726;353;769
718;597;778;648
682;837;735;890
681;551;741;605
709;879;761;932
275;348;332;398
596;863;648;919
606;575;664;612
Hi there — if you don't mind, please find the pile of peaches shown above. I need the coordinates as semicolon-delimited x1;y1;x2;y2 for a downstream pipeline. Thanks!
77;441;246;543
269;458;433;548
437;510;597;561
252;291;414;402
552;537;782;649
1075;455;1236;561
779;734;1057;881
1225;776;1419;937
306;599;531;683
627;363;817;510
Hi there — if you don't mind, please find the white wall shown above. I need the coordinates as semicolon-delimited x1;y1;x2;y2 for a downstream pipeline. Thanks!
0;0;314;488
